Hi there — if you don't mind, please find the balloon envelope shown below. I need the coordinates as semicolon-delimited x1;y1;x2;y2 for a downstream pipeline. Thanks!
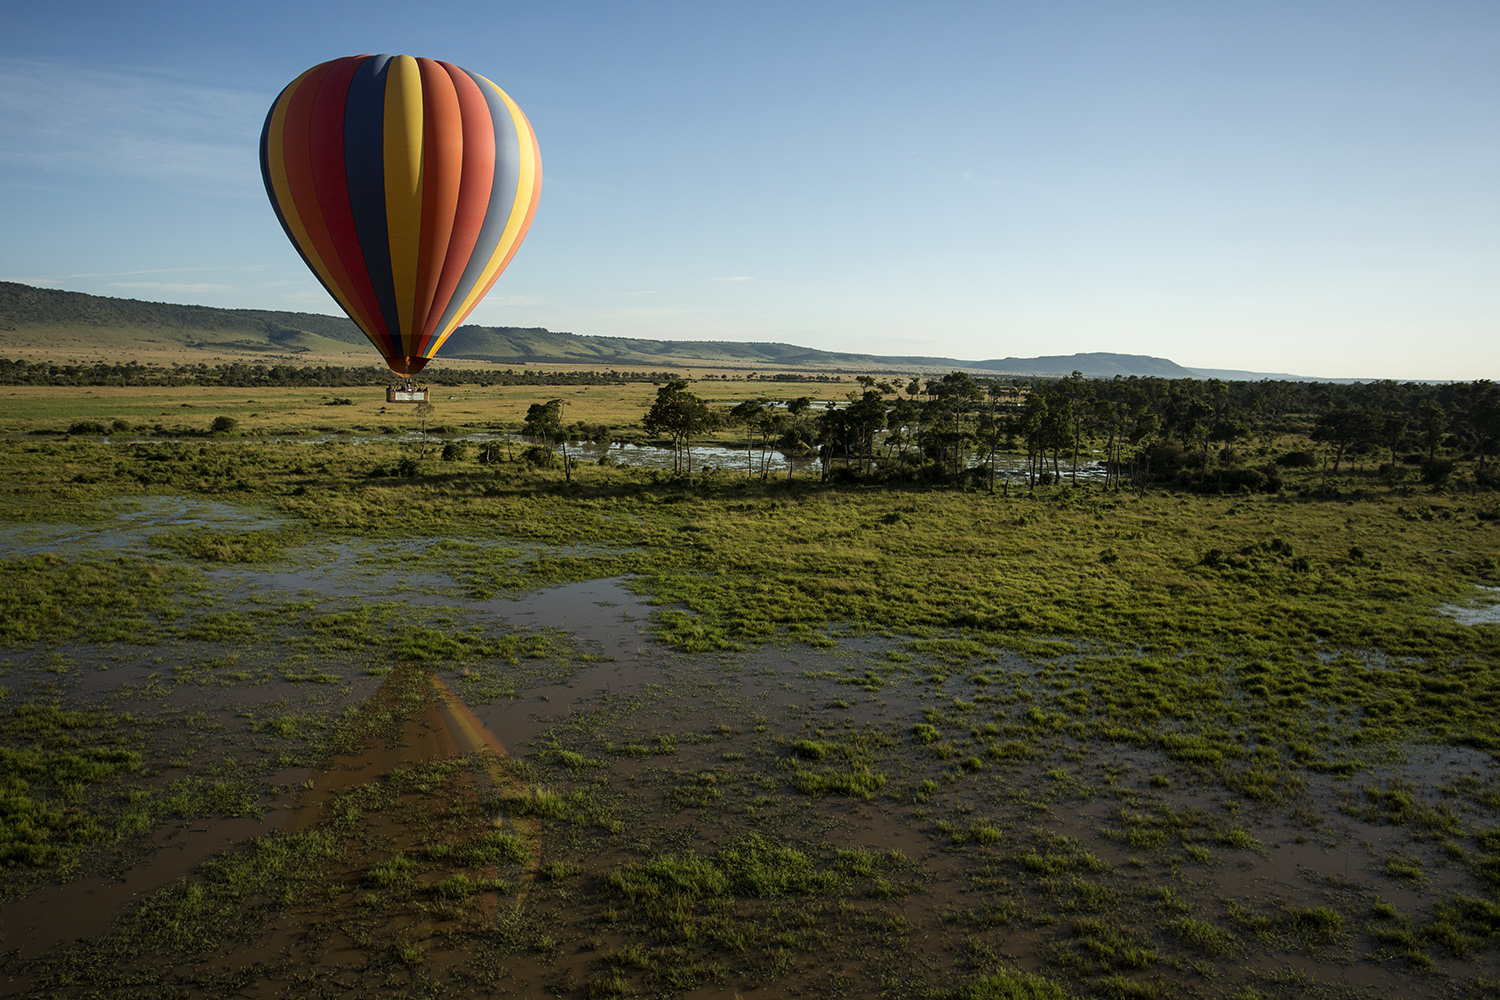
260;55;541;376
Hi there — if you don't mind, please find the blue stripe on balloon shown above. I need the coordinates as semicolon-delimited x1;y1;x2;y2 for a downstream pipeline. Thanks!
343;55;402;346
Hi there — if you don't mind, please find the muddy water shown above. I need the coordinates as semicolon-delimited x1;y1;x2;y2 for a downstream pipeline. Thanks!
0;807;298;967
0;496;284;560
1;488;1497;998
0;577;667;976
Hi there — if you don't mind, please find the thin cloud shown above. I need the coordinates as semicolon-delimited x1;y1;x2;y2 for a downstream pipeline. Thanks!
0;58;265;191
9;265;272;286
476;293;544;307
939;170;1004;187
713;275;755;282
106;281;232;293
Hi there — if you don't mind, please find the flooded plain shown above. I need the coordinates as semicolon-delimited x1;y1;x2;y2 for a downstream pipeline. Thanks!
98;429;1110;485
0;499;1496;998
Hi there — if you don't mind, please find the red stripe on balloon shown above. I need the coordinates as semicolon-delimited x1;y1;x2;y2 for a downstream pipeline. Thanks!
278;62;351;317
410;58;464;354
308;55;392;352
421;61;496;346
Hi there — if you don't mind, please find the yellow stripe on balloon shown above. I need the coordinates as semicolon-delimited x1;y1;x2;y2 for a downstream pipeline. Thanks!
427;75;540;355
382;54;426;353
267;67;371;336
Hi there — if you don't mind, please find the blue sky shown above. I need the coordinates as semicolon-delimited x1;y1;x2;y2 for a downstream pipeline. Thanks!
2;1;1495;380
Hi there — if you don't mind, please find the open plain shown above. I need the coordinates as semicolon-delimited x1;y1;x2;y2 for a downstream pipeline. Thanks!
0;376;1497;999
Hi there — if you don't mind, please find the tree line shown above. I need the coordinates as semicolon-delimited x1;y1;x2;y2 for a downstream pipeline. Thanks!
0;359;679;388
638;374;1500;492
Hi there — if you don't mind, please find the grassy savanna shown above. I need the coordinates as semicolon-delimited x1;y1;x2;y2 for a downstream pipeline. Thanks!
0;379;848;439
0;382;1497;998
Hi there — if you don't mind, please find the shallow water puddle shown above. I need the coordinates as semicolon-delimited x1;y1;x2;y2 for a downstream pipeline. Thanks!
254;667;541;971
0;496;285;560
0;576;665;982
1439;585;1500;626
0;807;296;966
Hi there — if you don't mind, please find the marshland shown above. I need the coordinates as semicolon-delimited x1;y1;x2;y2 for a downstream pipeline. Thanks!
0;369;1496;999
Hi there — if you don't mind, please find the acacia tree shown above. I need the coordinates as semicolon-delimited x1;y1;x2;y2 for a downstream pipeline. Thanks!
643;380;713;474
523;399;562;440
1380;412;1408;471
884;395;918;468
1039;390;1074;484
1467;381;1500;476
1018;393;1048;491
758;410;786;480
845;388;889;476
927;372;982;484
1311;408;1378;482
774;397;812;480
978;380;1016;493
1095;397;1123;489
1210;419;1250;469
523;398;569;480
905;378;928;482
730;399;765;477
814;403;844;480
1061;371;1094;486
1417;401;1446;462
415;399;436;458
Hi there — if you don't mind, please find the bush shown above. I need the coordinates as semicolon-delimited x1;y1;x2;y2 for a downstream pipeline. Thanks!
210;416;239;434
440;442;468;462
521;445;556;468
1276;450;1318;468
1218;467;1269;493
68;421;108;435
1146;441;1199;475
1421;457;1453;485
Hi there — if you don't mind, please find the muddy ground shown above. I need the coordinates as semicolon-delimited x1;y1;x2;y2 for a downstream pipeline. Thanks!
0;500;1496;999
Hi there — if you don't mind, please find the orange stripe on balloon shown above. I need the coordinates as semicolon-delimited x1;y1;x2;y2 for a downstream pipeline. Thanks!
421;61;496;348
428;76;540;355
411;58;464;355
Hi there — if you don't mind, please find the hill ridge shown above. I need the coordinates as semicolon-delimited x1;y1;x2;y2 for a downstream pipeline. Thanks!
1;281;1336;380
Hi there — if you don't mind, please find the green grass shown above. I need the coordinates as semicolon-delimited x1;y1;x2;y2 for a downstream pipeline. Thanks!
1166;916;1239;957
609;834;835;902
1;404;1498;997
947;968;1073;999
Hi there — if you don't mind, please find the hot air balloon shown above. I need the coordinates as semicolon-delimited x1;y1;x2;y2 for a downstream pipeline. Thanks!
259;54;541;377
